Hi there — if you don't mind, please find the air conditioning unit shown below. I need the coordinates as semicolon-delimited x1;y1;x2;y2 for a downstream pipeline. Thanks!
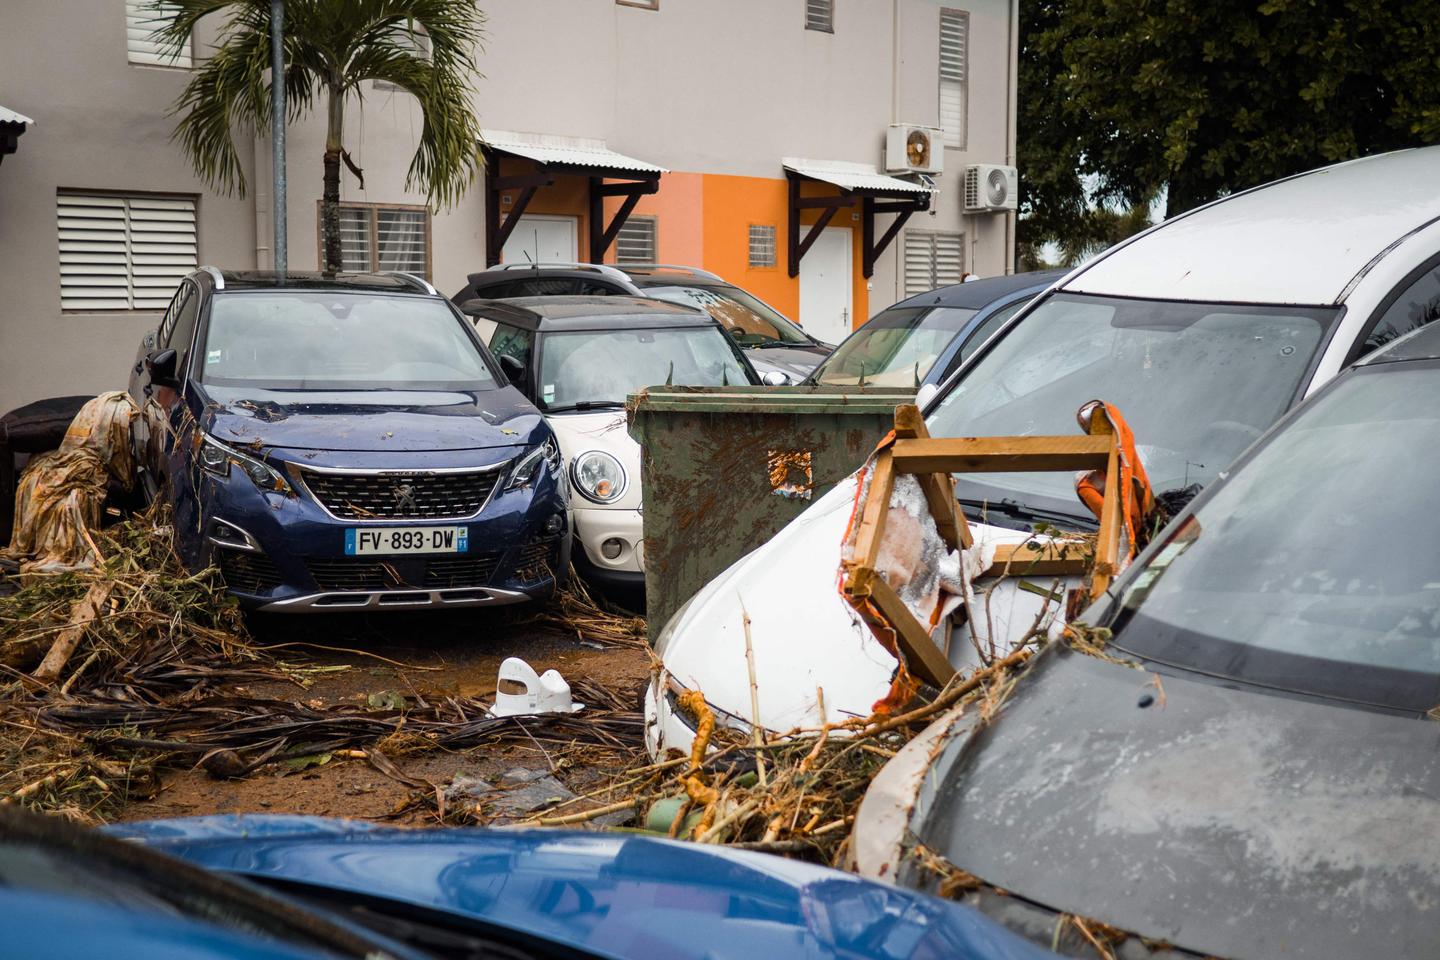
884;124;944;175
964;164;1018;213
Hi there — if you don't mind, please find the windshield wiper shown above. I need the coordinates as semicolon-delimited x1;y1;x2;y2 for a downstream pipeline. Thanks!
545;400;626;413
957;497;1095;530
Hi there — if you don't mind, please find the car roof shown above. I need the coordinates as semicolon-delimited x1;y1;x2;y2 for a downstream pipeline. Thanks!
890;269;1069;310
460;295;717;331
1064;146;1440;306
1357;317;1440;365
213;270;434;294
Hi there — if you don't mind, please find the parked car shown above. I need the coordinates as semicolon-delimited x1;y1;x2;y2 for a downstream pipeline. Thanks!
646;145;1440;756
0;809;1067;960
127;269;568;612
851;317;1440;960
805;270;1067;390
460;296;759;591
453;263;831;384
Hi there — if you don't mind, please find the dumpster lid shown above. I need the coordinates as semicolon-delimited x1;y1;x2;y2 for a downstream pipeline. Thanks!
628;385;914;414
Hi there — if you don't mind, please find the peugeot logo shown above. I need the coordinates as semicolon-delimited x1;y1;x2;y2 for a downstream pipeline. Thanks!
391;483;418;513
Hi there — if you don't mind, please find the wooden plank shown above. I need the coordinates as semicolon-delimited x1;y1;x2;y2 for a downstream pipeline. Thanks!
987;542;1090;576
892;435;1112;474
846;449;896;589
893;406;972;551
862;573;956;687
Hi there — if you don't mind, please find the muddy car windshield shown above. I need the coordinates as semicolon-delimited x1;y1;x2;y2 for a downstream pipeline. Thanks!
812;307;977;386
636;284;811;346
200;292;497;391
538;326;750;411
1109;364;1440;712
927;292;1334;521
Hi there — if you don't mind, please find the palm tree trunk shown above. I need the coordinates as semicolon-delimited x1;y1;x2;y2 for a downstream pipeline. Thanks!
320;83;344;274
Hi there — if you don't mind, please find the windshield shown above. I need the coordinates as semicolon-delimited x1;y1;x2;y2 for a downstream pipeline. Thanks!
201;292;498;391
634;283;812;346
537;326;750;410
1108;365;1440;713
812;306;977;386
927;292;1335;519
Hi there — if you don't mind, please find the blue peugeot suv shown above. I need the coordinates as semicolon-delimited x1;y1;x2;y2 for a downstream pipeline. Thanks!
127;269;569;611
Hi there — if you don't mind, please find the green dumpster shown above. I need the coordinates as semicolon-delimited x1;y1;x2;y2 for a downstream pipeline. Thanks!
626;385;913;641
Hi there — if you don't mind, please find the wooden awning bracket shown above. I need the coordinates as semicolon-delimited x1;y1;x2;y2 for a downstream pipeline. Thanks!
786;173;932;278
841;404;1124;687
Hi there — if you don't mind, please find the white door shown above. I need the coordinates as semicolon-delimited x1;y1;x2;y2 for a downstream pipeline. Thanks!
800;227;853;344
502;215;578;265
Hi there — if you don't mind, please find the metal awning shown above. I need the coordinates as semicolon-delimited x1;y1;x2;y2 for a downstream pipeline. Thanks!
482;129;666;175
782;158;933;278
0;105;33;168
782;157;933;196
481;130;666;267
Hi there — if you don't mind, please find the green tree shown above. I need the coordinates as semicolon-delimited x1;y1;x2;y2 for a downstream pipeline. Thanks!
151;0;485;273
1019;0;1440;252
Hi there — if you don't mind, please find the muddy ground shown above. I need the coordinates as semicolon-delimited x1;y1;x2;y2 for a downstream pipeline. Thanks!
117;606;653;826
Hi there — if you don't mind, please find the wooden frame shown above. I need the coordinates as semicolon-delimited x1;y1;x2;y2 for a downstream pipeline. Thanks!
317;200;433;280
841;404;1124;687
786;172;931;279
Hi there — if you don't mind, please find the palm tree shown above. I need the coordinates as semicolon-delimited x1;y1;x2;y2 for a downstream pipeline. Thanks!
150;0;485;273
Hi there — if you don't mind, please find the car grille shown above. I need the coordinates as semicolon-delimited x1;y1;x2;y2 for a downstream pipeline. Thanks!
515;538;561;583
218;550;283;593
307;554;502;592
301;469;504;521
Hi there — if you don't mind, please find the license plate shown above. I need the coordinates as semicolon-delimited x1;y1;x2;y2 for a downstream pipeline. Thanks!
345;526;468;555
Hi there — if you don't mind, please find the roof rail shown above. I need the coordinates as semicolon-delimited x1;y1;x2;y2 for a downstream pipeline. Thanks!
482;261;631;282
382;271;439;296
199;265;225;290
628;264;724;282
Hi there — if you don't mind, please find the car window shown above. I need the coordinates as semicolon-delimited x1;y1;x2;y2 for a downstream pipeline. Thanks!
1110;364;1440;712
1359;263;1440;357
489;323;535;365
470;314;499;344
167;284;201;379
636;283;811;345
813;307;977;386
928;292;1337;518
537;327;750;410
157;284;189;349
200;292;498;391
955;296;1032;366
477;277;622;298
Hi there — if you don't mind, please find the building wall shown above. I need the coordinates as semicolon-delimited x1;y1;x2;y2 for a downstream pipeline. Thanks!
0;0;1018;413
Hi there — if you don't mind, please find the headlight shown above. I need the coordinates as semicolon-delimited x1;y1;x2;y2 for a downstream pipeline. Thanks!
507;437;559;490
571;449;626;504
200;435;291;493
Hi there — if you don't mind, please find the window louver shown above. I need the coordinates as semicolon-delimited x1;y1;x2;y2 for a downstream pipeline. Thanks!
805;0;834;32
126;0;192;67
748;224;777;268
903;230;965;297
939;9;968;148
615;216;657;264
58;193;197;311
339;207;373;272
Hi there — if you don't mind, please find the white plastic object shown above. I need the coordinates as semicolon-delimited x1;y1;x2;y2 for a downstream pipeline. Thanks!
490;657;584;717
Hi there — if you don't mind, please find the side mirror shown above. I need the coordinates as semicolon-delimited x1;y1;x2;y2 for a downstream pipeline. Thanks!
914;382;939;410
148;348;181;391
760;370;790;387
498;353;527;387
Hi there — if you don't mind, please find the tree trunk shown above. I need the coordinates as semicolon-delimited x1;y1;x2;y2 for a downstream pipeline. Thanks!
320;83;344;275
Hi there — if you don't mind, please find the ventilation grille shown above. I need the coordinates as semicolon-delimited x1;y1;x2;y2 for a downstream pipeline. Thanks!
939;9;968;147
58;193;197;311
748;224;777;268
615;216;657;265
126;0;192;67
515;538;561;583
425;555;501;589
805;0;834;32
219;551;283;594
302;469;502;521
903;231;965;297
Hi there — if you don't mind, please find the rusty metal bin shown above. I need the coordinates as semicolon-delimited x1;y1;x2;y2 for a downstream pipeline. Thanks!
627;385;912;641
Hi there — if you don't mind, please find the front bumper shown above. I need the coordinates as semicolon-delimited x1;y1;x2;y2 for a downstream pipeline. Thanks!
571;505;644;588
182;452;571;613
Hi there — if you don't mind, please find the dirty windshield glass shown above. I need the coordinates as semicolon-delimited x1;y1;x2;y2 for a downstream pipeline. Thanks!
201;292;497;391
636;284;811;346
538;326;750;410
812;306;977;386
927;292;1334;520
1109;365;1440;712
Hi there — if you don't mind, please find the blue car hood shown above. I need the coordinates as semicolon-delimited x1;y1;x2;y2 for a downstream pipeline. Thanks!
109;815;1054;960
197;384;544;453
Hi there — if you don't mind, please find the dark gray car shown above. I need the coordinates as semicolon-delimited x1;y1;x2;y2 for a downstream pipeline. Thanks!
854;318;1440;959
452;263;830;383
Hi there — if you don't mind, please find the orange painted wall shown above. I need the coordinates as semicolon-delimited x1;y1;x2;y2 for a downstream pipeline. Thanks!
499;162;871;332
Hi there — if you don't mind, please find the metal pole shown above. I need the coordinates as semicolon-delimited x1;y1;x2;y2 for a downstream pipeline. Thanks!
269;0;287;275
